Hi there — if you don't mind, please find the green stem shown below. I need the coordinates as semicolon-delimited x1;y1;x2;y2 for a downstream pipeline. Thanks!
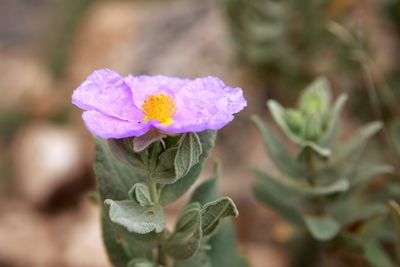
306;152;326;215
148;174;159;204
157;241;168;266
155;229;170;266
147;142;160;204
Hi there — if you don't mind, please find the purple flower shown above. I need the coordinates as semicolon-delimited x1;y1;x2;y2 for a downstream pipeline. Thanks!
72;69;247;138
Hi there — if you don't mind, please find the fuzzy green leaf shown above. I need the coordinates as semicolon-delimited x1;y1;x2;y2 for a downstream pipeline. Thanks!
304;215;340;241
107;138;148;178
105;199;165;234
201;197;239;238
101;212;130;267
127;258;156;267
160;131;216;204
174;251;212;267
94;139;151;267
95;139;146;200
164;203;202;260
128;183;154;207
190;164;249;267
175;133;202;179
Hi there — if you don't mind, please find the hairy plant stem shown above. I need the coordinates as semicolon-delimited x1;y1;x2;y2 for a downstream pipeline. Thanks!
147;142;171;266
148;174;159;204
156;231;169;267
147;142;160;204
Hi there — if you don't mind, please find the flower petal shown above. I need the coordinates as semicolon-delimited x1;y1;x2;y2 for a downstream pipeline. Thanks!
72;69;143;121
157;76;247;133
82;110;150;138
125;75;190;108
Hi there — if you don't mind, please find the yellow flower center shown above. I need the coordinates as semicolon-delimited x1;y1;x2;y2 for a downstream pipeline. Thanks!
141;94;177;126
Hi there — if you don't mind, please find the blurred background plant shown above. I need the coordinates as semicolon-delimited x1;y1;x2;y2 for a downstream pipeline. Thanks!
252;78;400;267
1;0;400;266
223;0;358;97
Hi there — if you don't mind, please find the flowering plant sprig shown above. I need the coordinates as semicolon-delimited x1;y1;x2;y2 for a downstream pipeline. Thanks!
72;69;248;267
252;77;396;266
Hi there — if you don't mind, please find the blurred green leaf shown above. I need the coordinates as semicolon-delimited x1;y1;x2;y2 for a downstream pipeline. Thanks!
299;77;332;115
389;200;400;259
363;241;395;267
301;114;323;142
268;100;303;144
358;213;387;242
252;168;304;226
390;119;400;157
252;115;307;179
329;201;387;227
207;220;250;267
328;121;383;175
320;94;348;146
190;163;221;205
303;215;341;241
297;142;331;161
352;164;393;187
389;200;400;239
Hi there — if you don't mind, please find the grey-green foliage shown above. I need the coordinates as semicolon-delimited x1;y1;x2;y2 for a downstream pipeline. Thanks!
94;131;244;267
253;77;395;264
390;119;400;157
224;0;292;65
223;0;341;82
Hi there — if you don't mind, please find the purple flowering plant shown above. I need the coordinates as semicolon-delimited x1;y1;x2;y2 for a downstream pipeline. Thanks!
72;69;248;267
72;69;246;139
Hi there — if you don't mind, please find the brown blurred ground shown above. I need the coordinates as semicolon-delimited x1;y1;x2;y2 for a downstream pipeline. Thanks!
0;0;395;267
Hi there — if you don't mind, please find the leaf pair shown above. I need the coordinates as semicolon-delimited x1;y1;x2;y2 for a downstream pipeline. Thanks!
164;198;239;260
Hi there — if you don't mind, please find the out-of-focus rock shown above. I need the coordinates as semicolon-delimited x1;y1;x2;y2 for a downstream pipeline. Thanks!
60;200;109;267
0;200;58;266
241;241;287;267
0;53;53;109
66;0;139;83
12;122;87;205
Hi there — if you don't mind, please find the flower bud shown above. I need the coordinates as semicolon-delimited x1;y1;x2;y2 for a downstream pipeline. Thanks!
285;109;304;134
